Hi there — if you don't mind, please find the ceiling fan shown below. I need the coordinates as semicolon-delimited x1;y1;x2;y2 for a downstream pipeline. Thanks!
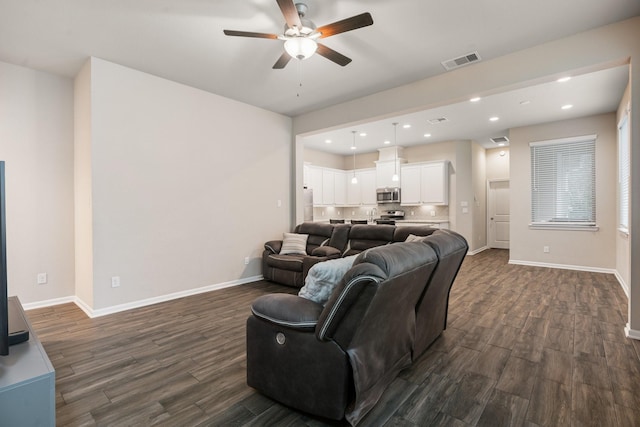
223;0;373;69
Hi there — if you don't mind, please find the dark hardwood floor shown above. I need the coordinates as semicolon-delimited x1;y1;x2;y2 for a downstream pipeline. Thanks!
27;249;640;426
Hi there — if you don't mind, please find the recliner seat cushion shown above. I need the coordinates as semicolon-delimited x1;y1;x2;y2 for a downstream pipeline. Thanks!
266;253;305;271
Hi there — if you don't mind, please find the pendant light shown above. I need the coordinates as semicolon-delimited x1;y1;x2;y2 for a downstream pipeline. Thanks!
391;122;399;182
351;131;358;184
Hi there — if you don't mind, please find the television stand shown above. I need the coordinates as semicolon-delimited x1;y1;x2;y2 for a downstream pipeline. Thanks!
0;296;55;426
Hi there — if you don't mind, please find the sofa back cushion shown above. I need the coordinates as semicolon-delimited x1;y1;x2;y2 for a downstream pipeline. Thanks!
295;222;335;254
414;230;468;357
343;224;395;256
392;225;437;243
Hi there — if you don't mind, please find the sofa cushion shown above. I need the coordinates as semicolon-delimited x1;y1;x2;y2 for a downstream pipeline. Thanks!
280;232;309;255
296;222;334;254
266;253;306;271
393;225;437;243
404;234;424;242
343;224;395;256
299;255;358;305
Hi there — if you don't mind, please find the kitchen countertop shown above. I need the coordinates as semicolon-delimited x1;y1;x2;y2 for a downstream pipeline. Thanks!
313;219;449;224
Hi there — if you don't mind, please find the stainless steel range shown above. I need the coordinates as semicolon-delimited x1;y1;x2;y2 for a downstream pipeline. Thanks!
380;210;405;220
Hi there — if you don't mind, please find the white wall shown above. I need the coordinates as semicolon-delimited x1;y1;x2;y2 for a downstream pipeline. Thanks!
486;147;510;181
74;59;94;307
79;58;292;311
0;60;75;304
509;113;617;269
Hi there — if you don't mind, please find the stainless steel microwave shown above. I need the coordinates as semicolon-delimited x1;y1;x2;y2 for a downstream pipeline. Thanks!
376;187;400;204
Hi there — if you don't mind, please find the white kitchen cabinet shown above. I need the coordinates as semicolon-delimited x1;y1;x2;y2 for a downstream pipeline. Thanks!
375;160;403;188
346;168;376;206
400;161;449;205
308;166;324;205
399;165;422;205
360;169;377;205
334;170;347;206
322;169;335;205
308;166;348;206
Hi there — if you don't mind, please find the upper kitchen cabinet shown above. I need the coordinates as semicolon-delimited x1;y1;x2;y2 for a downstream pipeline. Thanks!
400;161;449;206
346;168;376;206
333;170;347;206
307;165;347;206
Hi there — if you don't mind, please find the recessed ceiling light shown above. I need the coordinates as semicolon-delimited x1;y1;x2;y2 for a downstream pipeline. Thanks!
359;132;367;137
470;97;481;102
557;76;571;83
403;124;411;129
384;140;391;145
498;143;505;147
489;116;499;122
424;133;432;138
325;139;332;144
519;100;531;105
561;104;573;110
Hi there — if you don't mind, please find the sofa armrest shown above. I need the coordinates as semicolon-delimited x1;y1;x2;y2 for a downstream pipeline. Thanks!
251;294;324;331
316;263;386;342
264;240;283;255
311;246;341;258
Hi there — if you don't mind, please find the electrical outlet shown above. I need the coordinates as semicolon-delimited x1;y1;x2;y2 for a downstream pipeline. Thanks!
430;211;436;217
543;246;550;253
37;273;47;285
111;276;121;288
244;257;250;265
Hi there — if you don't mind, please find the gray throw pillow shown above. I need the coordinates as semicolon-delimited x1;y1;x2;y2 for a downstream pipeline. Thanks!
280;232;308;255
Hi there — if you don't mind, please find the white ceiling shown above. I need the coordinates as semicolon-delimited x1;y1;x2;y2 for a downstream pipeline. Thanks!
0;0;637;152
302;65;630;154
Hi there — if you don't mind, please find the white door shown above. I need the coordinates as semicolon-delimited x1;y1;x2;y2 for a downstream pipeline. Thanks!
488;180;510;249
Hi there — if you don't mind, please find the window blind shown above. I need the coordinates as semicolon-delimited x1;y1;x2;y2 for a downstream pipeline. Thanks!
530;135;596;226
618;113;630;231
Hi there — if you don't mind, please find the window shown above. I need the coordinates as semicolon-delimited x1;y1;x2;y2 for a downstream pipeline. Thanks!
618;108;630;232
530;135;596;228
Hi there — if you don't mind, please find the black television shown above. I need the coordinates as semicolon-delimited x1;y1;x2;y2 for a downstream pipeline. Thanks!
0;161;29;356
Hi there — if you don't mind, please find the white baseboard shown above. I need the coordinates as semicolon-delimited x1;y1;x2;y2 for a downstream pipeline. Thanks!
508;259;617;275
625;324;640;341
614;271;630;298
467;246;489;256
22;295;76;311
25;275;264;318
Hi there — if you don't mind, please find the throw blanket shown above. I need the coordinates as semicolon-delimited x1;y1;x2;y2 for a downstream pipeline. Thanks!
299;255;358;305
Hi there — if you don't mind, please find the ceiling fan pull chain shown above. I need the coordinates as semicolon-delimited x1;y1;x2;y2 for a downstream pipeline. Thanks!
296;59;303;98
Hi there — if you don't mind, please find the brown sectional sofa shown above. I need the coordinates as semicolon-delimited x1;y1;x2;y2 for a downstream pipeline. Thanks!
262;222;440;287
248;229;469;424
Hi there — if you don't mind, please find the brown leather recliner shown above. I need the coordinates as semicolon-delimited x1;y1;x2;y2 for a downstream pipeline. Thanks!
261;222;350;288
247;230;468;425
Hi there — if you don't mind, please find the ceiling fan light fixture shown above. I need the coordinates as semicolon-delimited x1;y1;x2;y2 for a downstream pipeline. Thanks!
284;37;317;60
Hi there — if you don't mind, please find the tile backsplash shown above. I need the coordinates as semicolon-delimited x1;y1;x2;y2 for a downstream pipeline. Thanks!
313;204;449;222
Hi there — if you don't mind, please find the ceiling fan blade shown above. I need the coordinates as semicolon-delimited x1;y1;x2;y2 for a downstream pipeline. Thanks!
316;43;352;66
223;30;278;39
273;52;292;69
316;12;373;38
276;0;302;29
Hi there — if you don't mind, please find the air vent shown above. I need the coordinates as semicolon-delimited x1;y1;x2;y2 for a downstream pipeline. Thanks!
490;136;510;144
441;51;482;71
427;117;449;124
